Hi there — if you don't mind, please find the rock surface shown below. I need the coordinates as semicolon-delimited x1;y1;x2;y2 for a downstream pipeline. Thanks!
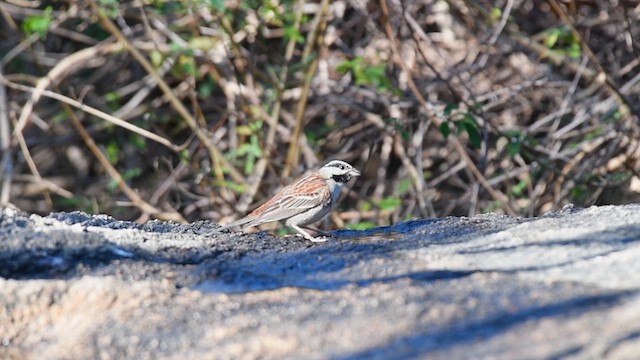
1;205;640;359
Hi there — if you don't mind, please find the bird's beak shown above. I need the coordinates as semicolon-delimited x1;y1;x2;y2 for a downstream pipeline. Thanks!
351;168;361;177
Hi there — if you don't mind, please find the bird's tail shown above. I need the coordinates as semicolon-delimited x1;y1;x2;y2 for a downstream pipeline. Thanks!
218;216;255;231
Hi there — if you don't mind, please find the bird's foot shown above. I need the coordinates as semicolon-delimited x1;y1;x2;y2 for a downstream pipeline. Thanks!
308;236;329;243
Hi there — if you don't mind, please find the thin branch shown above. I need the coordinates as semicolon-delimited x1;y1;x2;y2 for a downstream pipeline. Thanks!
283;0;330;178
89;0;245;185
236;0;308;212
0;64;13;207
63;100;186;223
2;77;179;150
380;0;517;216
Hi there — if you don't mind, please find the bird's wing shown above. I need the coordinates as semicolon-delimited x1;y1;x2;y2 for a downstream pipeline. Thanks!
246;174;331;226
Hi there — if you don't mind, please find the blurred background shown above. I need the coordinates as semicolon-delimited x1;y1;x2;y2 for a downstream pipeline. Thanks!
1;0;639;231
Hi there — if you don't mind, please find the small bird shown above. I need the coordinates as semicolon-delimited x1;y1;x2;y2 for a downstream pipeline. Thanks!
221;160;361;242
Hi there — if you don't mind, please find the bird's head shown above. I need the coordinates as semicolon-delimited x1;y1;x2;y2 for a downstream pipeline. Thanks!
319;160;361;183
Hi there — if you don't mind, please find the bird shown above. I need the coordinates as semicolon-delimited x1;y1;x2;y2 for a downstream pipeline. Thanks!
220;160;361;242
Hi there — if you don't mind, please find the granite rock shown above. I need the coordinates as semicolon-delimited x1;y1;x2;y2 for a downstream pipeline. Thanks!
1;205;639;359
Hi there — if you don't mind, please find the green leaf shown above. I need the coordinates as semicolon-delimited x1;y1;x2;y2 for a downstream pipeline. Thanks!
466;125;481;148
511;179;527;197
284;26;305;44
544;29;561;48
571;185;587;202
106;142;120;164
107;179;119;191
189;36;217;51
507;140;521;157
401;130;410;141
443;103;458;116
505;131;522;157
336;57;362;74
177;55;198;77
180;149;191;164
379;196;401;211
337;57;398;93
150;50;163;67
490;7;502;22
439;122;451;139
346;221;377;230
235;135;263;175
23;7;53;38
237;125;253;136
568;43;582;59
105;92;121;103
98;0;120;18
210;0;225;12
462;114;481;148
198;78;216;97
131;134;147;150
249;120;263;131
397;178;413;195
214;179;245;193
122;167;143;181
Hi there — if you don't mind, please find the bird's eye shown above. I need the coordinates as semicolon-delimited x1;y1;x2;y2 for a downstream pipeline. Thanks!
339;165;345;170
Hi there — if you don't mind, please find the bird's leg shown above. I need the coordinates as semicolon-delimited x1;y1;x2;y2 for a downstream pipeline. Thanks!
290;225;327;243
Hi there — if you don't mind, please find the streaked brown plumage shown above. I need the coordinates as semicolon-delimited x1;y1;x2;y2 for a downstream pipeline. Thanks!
220;160;360;242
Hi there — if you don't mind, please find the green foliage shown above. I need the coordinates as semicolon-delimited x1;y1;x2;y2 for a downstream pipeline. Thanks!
105;92;122;111
459;114;481;148
490;7;503;22
439;122;451;139
305;123;333;146
150;50;164;67
346;221;377;230
284;27;304;44
52;111;68;124
570;184;587;203
384;118;411;141
131;134;147;150
507;138;522;157
214;179;246;193
198;77;217;97
337;57;398;93
106;142;120;164
55;197;96;213
544;27;581;59
482;200;503;213
360;201;373;212
228;120;264;175
180;149;191;164
98;0;120;18
505;130;523;157
396;178;413;196
440;104;482;148
123;167;143;181
379;196;401;211
174;55;199;78
511;178;528;197
503;130;538;158
189;36;218;51
209;0;226;12
602;110;622;123
22;6;53;38
108;168;142;191
236;136;263;175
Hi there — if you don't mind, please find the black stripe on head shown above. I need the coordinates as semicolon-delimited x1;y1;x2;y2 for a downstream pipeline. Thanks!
326;161;348;171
